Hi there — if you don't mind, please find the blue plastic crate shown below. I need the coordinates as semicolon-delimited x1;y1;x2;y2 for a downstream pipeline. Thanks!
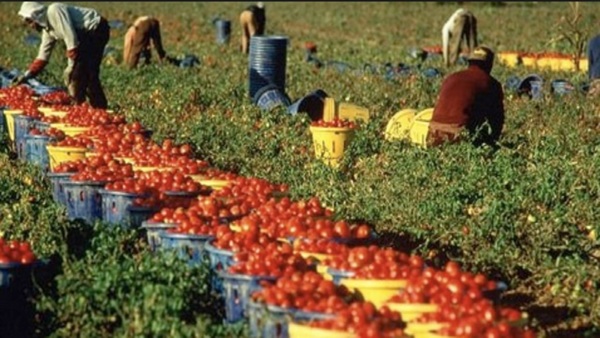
158;232;214;265
24;134;52;172
326;268;355;285
127;206;158;229
0;107;5;135
218;271;277;323
248;301;295;338
140;221;178;251
14;115;35;160
62;180;106;223
98;189;149;228
33;120;50;133
0;261;36;290
46;172;75;206
204;240;235;293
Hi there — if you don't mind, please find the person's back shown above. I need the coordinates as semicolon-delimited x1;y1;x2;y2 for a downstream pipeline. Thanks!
428;46;504;147
123;16;167;69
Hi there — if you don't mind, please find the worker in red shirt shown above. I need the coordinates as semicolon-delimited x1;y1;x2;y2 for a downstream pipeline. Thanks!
427;46;505;147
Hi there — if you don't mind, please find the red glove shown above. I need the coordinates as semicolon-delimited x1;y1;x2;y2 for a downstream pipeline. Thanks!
67;48;78;61
27;58;48;77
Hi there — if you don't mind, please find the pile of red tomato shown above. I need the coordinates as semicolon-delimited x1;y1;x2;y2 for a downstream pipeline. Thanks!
311;117;357;129
0;84;537;337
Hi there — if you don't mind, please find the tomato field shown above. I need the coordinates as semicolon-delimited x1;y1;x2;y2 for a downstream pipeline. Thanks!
0;2;599;337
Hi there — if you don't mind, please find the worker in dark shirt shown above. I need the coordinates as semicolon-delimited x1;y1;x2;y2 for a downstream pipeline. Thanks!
240;2;266;54
587;34;600;98
427;46;505;147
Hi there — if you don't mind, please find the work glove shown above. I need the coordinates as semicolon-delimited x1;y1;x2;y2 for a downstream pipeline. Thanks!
11;74;29;87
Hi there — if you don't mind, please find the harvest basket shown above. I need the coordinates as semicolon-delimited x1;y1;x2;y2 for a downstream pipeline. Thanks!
47;172;75;206
158;232;214;265
24;134;53;172
140;221;177;251
98;189;149;228
309;126;355;167
3;109;23;142
408;108;434;147
46;145;88;171
50;123;90;137
386;302;440;322
62;180;106;223
218;271;276;323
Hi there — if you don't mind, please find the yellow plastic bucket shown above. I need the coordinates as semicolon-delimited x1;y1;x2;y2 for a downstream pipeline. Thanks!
132;166;171;172
340;279;407;308
386;303;439;322
299;251;332;263
115;156;135;164
188;175;231;190
50;123;90;137
288;321;353;338
385;109;417;141
45;111;68;119
579;58;589;72
405;322;448;336
408;108;434;148
38;107;55;114
3;110;23;142
309;126;355;167
46;145;88;171
497;52;520;67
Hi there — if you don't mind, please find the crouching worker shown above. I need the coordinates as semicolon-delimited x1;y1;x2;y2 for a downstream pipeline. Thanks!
427;46;505;147
240;2;266;54
123;16;174;69
13;1;110;109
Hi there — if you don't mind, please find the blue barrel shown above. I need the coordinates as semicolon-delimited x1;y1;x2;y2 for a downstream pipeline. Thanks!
248;35;289;99
287;89;328;121
252;84;291;112
517;74;544;100
505;75;521;92
24;134;53;172
14;114;35;160
215;19;231;44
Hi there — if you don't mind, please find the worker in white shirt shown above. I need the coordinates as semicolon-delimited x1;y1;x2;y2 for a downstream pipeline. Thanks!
442;8;478;67
13;2;110;109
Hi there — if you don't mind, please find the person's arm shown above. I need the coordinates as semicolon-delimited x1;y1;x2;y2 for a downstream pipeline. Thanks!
149;19;167;59
24;30;56;79
442;19;452;67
